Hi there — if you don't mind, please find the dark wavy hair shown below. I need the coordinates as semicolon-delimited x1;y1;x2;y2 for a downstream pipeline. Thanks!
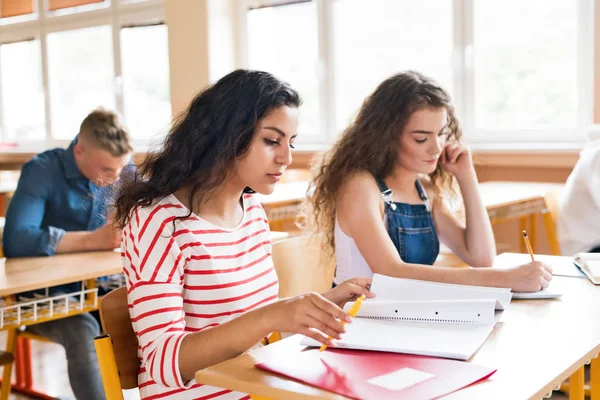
310;71;462;252
114;69;301;227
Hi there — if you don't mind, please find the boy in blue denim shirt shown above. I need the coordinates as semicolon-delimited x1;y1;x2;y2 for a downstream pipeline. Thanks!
3;108;133;400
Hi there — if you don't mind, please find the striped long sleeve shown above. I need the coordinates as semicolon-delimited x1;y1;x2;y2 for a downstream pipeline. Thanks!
122;193;278;400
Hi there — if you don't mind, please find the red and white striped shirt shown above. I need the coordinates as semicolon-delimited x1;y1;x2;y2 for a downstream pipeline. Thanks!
121;193;279;400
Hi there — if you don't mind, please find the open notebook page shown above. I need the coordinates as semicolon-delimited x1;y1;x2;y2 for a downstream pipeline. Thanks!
302;298;498;360
301;319;494;361
370;274;512;310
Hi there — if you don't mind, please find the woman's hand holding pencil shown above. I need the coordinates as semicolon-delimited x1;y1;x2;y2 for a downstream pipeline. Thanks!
495;231;553;292
501;261;553;292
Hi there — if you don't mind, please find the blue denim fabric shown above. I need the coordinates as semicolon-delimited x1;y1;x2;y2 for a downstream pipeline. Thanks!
3;137;113;258
376;177;440;265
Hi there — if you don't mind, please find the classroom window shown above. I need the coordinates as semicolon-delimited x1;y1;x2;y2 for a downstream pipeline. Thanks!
47;26;115;139
246;0;319;136
0;0;168;142
473;0;578;130
240;0;595;146
332;0;453;133
0;39;46;141
121;23;171;140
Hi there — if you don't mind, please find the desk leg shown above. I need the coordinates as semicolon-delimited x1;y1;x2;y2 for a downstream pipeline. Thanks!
0;328;17;400
15;338;34;390
86;278;96;305
592;357;600;400
7;337;56;400
569;366;585;400
542;211;561;255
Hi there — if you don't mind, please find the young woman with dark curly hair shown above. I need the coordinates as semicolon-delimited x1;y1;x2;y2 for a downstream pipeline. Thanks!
114;69;373;399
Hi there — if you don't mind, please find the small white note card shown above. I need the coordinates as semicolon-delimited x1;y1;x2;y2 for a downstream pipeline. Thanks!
367;367;436;391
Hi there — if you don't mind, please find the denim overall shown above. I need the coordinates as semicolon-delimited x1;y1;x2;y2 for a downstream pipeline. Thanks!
376;177;440;265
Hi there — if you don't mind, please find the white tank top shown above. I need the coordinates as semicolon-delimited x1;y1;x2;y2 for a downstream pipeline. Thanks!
334;219;374;284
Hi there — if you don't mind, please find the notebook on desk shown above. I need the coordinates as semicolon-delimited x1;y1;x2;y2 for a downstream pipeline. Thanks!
256;347;497;400
573;253;600;284
301;275;507;360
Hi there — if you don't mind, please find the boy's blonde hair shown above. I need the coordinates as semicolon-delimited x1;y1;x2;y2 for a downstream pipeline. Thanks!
79;108;133;157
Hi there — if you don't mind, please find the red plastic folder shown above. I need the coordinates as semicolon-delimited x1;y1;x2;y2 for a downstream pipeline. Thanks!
255;348;496;400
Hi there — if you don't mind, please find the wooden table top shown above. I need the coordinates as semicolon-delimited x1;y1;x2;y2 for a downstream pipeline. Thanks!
478;181;564;209
256;180;565;210
195;273;600;399
0;251;122;297
257;181;310;206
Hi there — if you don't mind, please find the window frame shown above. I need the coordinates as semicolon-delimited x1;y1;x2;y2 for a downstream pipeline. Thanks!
238;0;599;148
0;0;166;145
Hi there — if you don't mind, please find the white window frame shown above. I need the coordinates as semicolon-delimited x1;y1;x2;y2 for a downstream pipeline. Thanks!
0;0;165;146
237;0;599;148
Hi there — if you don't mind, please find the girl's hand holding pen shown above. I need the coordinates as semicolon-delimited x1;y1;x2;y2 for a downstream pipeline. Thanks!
262;293;351;347
323;277;376;308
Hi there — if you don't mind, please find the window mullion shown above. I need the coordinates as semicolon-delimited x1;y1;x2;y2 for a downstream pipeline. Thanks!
317;0;334;144
577;0;594;136
236;0;250;68
461;0;474;141
39;0;53;140
452;0;465;131
112;0;123;119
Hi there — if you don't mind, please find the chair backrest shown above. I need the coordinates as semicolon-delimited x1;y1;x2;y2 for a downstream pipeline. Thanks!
99;287;140;390
271;235;335;297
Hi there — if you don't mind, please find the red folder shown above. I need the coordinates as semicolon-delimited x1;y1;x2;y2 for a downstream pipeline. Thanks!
255;348;496;400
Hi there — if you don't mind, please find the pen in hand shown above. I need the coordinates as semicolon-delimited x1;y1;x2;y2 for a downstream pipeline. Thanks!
522;230;535;261
320;294;366;353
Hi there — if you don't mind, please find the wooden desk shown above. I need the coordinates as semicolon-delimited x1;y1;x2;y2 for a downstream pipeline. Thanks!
258;182;310;208
195;274;600;400
257;182;310;231
479;181;564;255
0;251;121;297
479;181;564;211
258;181;564;211
0;251;122;400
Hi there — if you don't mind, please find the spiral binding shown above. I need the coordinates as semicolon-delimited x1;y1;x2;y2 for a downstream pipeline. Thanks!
357;315;487;325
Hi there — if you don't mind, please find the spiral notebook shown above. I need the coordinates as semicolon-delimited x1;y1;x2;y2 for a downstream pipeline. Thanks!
301;275;507;360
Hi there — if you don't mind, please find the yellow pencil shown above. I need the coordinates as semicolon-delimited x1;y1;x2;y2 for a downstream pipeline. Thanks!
320;294;366;352
522;230;535;261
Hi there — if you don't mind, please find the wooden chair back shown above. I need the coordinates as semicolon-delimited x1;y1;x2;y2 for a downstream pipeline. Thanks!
98;287;140;390
271;235;335;297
